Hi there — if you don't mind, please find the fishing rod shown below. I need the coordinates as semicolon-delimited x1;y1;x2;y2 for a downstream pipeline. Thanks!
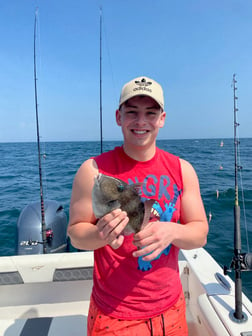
224;74;252;322
34;8;47;254
99;6;103;154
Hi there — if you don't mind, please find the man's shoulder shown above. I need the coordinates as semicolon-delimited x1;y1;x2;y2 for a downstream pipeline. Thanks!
157;147;180;161
94;146;122;163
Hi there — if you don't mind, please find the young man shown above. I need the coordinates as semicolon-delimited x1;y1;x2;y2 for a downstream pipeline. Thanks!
68;76;209;335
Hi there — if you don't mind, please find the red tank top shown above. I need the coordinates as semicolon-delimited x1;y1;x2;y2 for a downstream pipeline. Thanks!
92;146;183;319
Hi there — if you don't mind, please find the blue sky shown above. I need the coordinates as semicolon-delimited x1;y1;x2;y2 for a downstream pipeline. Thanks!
0;0;251;142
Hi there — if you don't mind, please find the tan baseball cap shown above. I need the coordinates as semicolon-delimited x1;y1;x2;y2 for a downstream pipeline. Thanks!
119;76;164;110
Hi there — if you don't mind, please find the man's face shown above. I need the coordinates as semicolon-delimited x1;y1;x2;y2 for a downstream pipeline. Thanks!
116;95;166;149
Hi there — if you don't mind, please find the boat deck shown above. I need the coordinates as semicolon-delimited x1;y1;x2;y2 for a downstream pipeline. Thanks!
0;250;251;336
0;252;92;335
1;304;198;336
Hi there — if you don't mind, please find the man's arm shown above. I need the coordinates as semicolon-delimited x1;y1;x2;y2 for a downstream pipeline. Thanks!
67;158;129;250
172;158;209;249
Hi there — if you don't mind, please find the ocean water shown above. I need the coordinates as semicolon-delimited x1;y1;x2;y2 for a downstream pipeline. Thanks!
0;138;251;300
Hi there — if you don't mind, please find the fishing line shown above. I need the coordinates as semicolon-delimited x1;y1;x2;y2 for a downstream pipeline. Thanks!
232;73;250;253
102;13;118;107
219;139;224;171
96;4;118;107
34;9;49;200
41;142;49;199
34;8;47;253
236;122;250;252
208;140;225;226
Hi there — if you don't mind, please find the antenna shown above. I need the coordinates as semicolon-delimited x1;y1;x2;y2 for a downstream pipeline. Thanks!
34;8;47;253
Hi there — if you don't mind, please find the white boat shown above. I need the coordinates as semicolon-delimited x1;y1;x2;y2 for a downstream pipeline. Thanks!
5;10;251;335
0;248;251;335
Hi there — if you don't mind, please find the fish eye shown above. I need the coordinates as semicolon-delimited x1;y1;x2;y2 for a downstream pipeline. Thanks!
117;184;125;192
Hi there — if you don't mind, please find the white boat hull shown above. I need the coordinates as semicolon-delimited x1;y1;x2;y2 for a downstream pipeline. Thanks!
0;248;251;335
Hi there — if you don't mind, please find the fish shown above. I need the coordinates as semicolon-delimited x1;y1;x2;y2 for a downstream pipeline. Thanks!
92;173;154;235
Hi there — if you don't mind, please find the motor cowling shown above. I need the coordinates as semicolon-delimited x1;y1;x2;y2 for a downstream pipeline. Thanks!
16;200;68;255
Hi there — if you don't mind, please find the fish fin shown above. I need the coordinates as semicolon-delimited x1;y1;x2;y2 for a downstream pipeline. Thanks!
140;199;155;230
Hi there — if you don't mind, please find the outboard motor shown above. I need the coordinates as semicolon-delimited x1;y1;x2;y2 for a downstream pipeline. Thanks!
17;200;68;255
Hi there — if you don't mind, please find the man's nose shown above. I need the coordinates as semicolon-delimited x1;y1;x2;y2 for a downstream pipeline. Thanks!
135;113;146;124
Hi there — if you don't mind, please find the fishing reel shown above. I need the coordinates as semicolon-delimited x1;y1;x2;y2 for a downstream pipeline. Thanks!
224;252;252;275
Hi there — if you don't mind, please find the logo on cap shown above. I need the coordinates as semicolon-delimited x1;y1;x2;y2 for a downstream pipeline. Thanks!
135;78;152;86
134;78;152;93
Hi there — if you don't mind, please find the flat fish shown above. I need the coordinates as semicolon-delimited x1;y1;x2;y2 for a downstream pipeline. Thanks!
92;173;154;235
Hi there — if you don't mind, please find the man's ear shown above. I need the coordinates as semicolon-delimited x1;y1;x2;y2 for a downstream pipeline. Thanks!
159;111;166;128
116;109;122;126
